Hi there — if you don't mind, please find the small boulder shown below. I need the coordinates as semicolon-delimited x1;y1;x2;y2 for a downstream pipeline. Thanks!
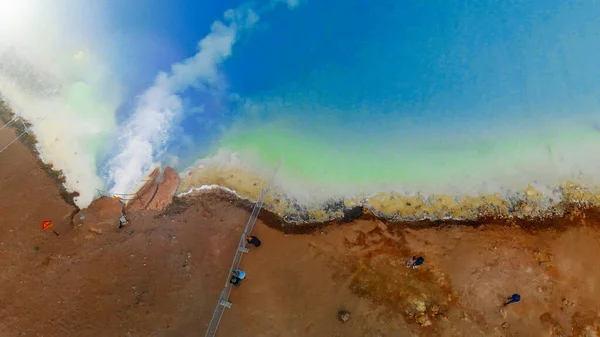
338;311;350;323
415;313;432;326
342;206;363;222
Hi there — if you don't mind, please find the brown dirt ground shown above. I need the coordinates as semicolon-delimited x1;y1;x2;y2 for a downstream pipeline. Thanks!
2;123;600;337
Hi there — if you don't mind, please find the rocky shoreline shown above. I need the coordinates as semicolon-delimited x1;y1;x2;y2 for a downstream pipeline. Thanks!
174;179;600;229
167;187;600;235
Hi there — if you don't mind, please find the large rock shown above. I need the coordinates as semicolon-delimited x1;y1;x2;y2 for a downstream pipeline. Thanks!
125;168;160;212
73;197;124;234
147;167;179;211
125;166;180;212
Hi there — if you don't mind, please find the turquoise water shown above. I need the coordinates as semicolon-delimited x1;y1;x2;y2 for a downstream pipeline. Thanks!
218;120;600;195
197;0;600;199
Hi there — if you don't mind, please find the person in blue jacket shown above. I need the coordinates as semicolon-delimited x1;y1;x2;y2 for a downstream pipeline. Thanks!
504;293;521;306
230;269;246;287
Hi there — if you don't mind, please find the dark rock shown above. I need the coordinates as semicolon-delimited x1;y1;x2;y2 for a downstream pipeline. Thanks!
323;199;344;213
343;206;364;222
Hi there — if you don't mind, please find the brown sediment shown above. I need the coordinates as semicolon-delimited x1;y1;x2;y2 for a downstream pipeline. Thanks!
169;188;600;236
0;99;79;214
277;205;600;235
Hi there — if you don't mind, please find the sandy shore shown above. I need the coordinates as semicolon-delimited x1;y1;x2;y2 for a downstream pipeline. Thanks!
2;118;600;336
178;163;600;224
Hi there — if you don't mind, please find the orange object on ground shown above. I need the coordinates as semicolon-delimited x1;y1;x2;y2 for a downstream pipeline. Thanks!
41;220;54;230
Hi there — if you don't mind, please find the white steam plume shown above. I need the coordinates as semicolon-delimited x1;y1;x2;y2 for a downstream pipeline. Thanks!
107;7;260;195
0;0;121;207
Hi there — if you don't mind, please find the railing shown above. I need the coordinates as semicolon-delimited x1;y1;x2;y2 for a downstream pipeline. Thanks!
0;116;20;132
204;158;282;337
95;176;157;202
95;189;142;201
0;117;28;154
0;116;48;155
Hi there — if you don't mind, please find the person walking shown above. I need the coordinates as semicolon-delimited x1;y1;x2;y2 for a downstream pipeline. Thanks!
412;256;425;269
230;269;246;287
504;293;521;306
246;235;261;247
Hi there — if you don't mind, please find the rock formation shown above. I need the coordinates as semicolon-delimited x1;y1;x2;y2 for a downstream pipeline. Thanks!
126;166;180;212
72;197;124;235
146;167;179;211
